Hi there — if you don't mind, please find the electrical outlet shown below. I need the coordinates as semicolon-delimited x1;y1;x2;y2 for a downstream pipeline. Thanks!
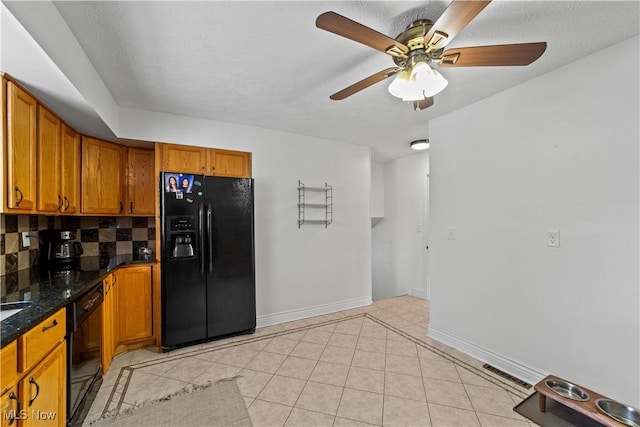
546;230;560;247
447;228;456;240
21;231;30;248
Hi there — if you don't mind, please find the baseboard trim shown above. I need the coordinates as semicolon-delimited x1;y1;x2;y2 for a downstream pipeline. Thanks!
257;296;372;327
409;288;426;299
428;326;546;386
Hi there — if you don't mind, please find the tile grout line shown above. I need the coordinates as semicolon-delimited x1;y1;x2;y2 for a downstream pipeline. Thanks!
364;313;530;399
91;306;528;426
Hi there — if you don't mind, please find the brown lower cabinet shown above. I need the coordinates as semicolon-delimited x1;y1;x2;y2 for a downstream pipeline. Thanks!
0;310;66;427
18;343;66;427
116;266;153;344
101;264;154;374
101;273;116;374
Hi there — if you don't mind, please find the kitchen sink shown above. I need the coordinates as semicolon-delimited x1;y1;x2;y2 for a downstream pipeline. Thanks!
0;301;33;321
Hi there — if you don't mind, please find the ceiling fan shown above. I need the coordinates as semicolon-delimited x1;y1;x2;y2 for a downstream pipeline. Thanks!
316;0;547;111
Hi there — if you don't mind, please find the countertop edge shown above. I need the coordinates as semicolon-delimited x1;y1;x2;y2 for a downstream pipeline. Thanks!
1;258;157;349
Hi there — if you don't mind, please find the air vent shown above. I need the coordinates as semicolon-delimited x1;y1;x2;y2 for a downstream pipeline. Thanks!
483;364;532;389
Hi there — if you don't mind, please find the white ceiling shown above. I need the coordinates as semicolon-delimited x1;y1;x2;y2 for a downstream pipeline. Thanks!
12;1;640;160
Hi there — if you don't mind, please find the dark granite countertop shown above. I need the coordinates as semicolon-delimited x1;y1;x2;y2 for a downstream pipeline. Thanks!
0;255;156;348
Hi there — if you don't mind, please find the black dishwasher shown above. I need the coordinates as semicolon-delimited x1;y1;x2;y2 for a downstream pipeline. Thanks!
66;281;103;427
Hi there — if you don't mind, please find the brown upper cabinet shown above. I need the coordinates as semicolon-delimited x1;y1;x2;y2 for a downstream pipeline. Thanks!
207;148;252;178
161;142;251;178
161;143;207;174
4;77;80;215
81;136;126;215
126;148;155;215
37;105;62;212
30;103;81;214
60;124;81;214
5;80;37;212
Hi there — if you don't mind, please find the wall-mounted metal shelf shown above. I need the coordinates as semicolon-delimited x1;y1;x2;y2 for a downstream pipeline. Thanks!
298;181;332;228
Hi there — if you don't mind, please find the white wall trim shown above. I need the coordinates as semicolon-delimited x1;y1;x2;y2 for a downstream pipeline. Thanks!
257;296;372;327
428;326;546;386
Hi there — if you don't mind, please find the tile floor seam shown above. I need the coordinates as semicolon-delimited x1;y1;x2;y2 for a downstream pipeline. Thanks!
415;329;434;427
337;318;361;423
86;298;532;426
365;313;529;399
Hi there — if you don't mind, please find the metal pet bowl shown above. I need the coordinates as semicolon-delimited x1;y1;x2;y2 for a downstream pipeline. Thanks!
544;379;590;401
595;399;640;427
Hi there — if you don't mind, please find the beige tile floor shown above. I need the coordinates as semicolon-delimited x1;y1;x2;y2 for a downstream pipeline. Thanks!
83;295;538;427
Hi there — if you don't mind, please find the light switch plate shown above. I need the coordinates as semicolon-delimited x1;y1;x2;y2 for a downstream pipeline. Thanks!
21;231;30;248
546;230;560;247
447;228;456;240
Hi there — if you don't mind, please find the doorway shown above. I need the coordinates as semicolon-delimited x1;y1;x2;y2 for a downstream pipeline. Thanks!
422;172;430;300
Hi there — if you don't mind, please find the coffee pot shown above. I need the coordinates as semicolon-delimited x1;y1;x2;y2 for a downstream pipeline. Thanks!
39;229;84;269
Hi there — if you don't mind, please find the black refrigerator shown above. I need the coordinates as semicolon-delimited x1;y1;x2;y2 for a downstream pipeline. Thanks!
160;172;255;350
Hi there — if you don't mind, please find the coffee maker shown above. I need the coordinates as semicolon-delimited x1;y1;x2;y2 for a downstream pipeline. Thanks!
39;229;84;269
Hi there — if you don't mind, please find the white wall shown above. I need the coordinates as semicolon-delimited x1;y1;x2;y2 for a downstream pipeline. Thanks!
0;3;115;140
2;1;120;133
371;161;384;219
372;152;429;300
118;107;373;324
429;35;639;406
2;2;374;325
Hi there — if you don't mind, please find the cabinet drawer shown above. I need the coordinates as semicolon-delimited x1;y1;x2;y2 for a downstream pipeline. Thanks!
1;341;17;393
19;309;66;373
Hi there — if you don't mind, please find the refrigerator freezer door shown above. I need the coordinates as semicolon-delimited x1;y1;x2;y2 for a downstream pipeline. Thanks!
161;172;207;348
205;176;256;338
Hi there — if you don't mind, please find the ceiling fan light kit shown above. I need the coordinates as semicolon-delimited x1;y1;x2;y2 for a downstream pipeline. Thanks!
388;63;448;101
316;0;546;111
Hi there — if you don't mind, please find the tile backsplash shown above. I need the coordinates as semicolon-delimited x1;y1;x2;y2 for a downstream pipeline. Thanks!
0;214;156;275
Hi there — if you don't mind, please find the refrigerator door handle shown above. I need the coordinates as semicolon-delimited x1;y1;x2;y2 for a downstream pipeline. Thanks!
207;204;214;273
198;203;205;275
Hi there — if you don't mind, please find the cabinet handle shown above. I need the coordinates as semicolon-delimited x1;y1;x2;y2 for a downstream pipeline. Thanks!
130;201;133;213
8;392;22;425
41;319;58;332
112;274;118;287
57;195;64;210
64;196;70;211
119;202;124;214
14;186;23;207
105;281;110;295
28;377;40;406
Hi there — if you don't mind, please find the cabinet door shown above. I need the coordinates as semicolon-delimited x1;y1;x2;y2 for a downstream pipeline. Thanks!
81;137;125;214
127;148;156;215
36;106;61;213
19;342;66;427
207;149;252;178
101;274;116;374
161;143;206;174
60;124;80;214
6;82;37;211
116;266;152;343
1;387;22;427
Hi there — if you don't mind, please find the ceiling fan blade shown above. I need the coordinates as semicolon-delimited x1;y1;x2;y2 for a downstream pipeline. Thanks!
414;98;434;111
316;12;409;58
423;0;491;51
439;42;547;67
330;67;401;100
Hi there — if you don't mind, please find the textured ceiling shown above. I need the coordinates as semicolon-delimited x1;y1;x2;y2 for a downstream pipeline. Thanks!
31;1;640;160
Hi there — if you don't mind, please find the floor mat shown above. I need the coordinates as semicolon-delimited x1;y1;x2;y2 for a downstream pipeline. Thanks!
514;391;604;427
